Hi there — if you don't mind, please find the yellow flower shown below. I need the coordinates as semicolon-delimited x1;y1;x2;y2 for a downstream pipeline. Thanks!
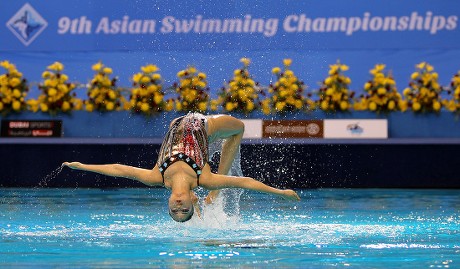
272;67;281;74
410;72;419;80
426;64;434;72
40;103;49;112
86;103;94;112
12;101;21;111
198;102;207;111
175;101;182;111
399;100;408;112
92;62;103;71
0;61;11;69
388;100;395;110
12;89;21;98
295;99;303;109
132;73;142;83
62;101;71;111
141;76;150;84
197;81;207;88
9;77;21;88
141;64;159;73
165;100;174;111
377;87;387;95
48;88;57;97
364;82;372;90
412;102;421;111
284;70;294;77
433;101;441;111
375;64;386;72
140;103;150;112
246;101;255;111
275;101;286;111
225;102;234;111
48;62;64;72
103;67;113;74
240;58;251;66
106;102;115;111
58;84;69;93
188;66;197;74
283;59;292;67
369;102;377;111
108;90;117;100
416;62;427;69
152;73;161;80
340;64;349;71
177;70;186;77
154;94;163;105
340;101;348;110
403;88;411;96
210;100;218;111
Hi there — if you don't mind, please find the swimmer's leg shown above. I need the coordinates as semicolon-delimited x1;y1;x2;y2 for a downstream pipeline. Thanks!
205;115;244;204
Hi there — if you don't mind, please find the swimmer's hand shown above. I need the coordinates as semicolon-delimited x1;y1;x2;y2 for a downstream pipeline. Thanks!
280;189;301;201
62;162;83;170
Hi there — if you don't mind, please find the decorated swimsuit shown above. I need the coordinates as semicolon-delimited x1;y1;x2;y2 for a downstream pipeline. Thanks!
156;113;209;186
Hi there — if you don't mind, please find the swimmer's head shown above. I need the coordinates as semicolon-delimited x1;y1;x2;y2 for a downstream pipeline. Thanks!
168;193;194;222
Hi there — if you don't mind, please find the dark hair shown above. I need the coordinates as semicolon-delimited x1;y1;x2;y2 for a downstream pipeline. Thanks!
169;206;194;222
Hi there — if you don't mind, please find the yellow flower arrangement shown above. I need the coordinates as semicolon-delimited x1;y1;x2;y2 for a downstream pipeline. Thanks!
85;62;128;112
214;58;262;114
28;62;82;115
317;60;353;112
403;62;442;113
265;59;311;114
354;64;407;113
174;66;209;112
442;71;460;113
0;60;29;114
129;64;170;116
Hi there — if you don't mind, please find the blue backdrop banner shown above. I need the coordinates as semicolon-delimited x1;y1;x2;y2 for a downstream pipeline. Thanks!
1;1;460;105
1;0;459;51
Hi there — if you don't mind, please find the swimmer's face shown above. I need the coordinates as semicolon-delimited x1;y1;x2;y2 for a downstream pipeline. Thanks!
168;193;194;222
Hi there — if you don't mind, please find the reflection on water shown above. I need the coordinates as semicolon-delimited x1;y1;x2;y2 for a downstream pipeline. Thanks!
0;188;459;268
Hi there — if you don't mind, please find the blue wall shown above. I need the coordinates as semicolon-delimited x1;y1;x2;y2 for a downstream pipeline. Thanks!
1;0;459;100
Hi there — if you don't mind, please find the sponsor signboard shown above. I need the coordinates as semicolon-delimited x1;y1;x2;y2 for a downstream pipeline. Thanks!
262;120;323;138
323;119;387;138
1;120;62;137
241;119;263;139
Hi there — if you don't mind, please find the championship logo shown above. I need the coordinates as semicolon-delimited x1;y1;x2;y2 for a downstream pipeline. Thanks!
346;122;364;135
6;3;48;46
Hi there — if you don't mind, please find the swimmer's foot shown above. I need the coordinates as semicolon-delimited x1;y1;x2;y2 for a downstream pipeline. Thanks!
205;190;220;204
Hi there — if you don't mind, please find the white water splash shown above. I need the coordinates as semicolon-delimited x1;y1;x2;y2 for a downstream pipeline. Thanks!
37;165;63;188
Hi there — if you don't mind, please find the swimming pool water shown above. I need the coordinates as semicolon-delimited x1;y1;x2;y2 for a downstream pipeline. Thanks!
1;188;459;268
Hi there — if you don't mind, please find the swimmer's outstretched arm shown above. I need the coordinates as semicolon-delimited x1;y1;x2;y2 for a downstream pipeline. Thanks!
202;173;300;201
62;162;163;186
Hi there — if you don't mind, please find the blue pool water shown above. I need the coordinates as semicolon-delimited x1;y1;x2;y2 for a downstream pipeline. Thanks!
1;188;459;268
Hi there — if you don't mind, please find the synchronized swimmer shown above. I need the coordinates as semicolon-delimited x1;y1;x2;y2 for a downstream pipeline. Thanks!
63;113;300;222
